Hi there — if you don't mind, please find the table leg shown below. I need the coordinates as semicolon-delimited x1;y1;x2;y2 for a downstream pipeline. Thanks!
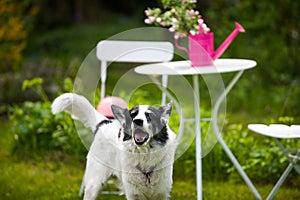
267;162;294;200
193;75;202;200
212;71;262;200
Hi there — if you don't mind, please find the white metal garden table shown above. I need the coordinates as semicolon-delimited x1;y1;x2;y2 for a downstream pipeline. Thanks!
135;58;262;200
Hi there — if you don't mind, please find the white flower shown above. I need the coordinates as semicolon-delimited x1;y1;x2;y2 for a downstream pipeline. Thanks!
144;19;153;24
174;33;180;39
203;27;210;34
171;18;178;23
190;30;197;35
198;18;204;24
149;16;156;22
144;0;202;36
169;27;175;32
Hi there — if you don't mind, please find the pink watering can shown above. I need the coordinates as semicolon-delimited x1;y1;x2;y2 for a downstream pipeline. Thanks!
175;22;245;67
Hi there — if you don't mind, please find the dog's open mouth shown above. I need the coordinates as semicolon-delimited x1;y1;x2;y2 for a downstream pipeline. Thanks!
133;130;149;145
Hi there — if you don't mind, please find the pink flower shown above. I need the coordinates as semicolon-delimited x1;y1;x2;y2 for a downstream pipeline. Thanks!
144;10;150;16
144;0;202;36
186;9;195;15
160;22;167;26
144;18;153;24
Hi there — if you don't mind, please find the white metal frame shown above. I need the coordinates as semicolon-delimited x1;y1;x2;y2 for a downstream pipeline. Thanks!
193;70;261;200
211;71;262;199
135;59;262;200
96;40;174;101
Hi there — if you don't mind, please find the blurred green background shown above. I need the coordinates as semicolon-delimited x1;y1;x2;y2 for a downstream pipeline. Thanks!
1;0;300;199
1;0;299;120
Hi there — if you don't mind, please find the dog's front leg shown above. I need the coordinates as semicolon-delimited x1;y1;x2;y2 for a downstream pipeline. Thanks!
84;181;103;200
126;193;147;200
83;158;111;200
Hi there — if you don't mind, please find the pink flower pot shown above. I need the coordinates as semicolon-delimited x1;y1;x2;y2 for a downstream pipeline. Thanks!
175;22;246;67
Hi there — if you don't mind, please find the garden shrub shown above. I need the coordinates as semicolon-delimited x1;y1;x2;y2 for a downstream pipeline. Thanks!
0;0;38;72
175;121;300;183
9;77;86;155
220;123;300;183
8;77;300;183
9;101;86;155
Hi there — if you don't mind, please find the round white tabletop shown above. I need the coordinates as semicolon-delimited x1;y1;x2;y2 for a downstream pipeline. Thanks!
135;58;257;75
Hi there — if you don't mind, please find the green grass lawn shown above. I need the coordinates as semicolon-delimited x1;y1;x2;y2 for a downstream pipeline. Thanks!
1;121;300;200
2;155;300;200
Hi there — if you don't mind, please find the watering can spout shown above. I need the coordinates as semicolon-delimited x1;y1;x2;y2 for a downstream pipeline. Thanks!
212;22;245;60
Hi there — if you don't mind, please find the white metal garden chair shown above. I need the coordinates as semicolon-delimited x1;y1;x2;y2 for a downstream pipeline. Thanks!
97;40;174;105
79;40;174;197
248;124;300;200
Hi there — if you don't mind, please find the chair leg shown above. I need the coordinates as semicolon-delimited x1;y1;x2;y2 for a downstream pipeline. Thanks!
290;150;300;175
266;162;294;200
274;140;300;175
266;141;300;200
161;75;168;105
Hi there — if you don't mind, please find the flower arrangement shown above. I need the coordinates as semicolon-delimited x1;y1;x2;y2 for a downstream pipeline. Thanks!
144;0;210;38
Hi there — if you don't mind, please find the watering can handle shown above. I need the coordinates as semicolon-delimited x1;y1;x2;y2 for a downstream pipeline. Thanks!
175;37;189;54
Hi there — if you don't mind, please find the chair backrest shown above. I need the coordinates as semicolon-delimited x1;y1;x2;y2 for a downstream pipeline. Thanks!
96;40;174;63
96;40;174;99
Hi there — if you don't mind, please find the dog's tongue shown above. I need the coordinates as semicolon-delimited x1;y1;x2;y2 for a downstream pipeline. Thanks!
134;131;149;144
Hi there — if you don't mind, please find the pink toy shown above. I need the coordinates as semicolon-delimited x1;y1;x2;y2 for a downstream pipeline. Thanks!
97;96;128;119
175;22;245;67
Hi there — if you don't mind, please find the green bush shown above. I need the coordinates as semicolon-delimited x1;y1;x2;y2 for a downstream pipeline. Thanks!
9;101;86;155
8;78;300;183
174;121;300;183
9;77;86;155
0;0;38;72
217;123;300;183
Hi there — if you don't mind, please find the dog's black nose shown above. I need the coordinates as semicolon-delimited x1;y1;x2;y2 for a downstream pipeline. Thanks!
133;119;143;126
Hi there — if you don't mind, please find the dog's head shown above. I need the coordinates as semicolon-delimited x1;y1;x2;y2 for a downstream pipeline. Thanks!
111;103;172;147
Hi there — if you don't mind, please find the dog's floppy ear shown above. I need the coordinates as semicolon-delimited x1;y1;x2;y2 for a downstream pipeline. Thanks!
159;102;172;124
111;104;132;132
111;104;130;124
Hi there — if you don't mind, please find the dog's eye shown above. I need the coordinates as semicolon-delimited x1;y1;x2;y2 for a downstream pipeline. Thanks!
129;108;138;119
145;112;151;123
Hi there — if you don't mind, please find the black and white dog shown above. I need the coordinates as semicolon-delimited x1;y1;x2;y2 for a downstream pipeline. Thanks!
51;93;178;200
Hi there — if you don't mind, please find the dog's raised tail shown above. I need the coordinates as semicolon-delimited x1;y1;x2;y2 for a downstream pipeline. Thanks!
51;93;106;131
